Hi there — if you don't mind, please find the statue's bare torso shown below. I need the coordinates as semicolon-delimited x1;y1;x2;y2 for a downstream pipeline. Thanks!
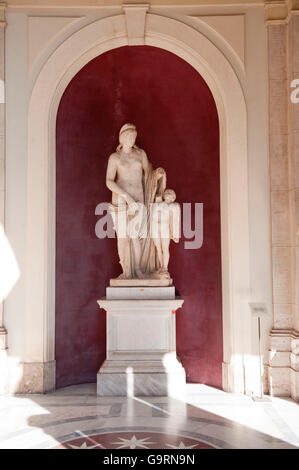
106;147;148;207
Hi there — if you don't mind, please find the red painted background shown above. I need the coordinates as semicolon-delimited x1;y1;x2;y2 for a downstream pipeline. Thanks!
56;46;222;389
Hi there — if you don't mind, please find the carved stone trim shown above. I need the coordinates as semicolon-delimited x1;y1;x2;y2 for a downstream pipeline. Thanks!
0;3;6;29
268;329;299;398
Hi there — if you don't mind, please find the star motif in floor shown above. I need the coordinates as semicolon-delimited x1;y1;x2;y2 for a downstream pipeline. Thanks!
166;441;198;449
112;435;155;449
54;431;215;449
67;441;101;449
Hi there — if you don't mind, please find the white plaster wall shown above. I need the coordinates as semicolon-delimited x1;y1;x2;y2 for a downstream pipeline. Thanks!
5;12;28;361
5;7;121;365
4;3;271;393
245;7;272;390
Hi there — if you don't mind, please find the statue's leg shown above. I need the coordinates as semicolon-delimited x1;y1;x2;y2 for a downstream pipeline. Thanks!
131;238;143;278
152;238;163;269
117;236;131;278
112;207;131;278
161;238;170;271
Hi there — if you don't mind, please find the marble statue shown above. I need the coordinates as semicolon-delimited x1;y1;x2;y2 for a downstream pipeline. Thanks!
99;124;185;396
152;189;180;280
106;123;179;285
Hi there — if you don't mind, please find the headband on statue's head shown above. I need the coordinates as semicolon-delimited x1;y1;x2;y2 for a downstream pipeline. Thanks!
119;123;137;138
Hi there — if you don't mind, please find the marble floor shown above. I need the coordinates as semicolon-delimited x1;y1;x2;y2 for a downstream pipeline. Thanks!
0;384;298;449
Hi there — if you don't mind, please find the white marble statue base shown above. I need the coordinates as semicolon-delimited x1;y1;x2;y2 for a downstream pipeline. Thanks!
97;286;185;397
98;354;185;397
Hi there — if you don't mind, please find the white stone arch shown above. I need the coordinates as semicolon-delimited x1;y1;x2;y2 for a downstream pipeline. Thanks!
26;13;250;393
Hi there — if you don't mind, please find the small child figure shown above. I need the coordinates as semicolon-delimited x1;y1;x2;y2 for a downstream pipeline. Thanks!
152;189;180;279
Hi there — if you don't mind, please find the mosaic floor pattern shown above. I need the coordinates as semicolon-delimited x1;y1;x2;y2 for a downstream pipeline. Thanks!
54;431;215;449
0;383;298;449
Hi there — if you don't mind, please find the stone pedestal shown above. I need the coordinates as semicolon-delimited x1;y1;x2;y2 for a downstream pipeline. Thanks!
97;286;185;397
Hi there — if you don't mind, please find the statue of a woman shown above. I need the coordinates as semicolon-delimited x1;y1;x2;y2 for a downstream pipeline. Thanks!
106;123;166;280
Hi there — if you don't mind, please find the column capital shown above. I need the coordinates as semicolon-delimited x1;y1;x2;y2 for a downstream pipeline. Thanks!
265;0;299;24
290;0;299;12
265;0;289;24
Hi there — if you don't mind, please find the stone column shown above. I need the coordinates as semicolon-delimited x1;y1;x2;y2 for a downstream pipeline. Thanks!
291;12;299;400
266;0;299;399
0;3;7;351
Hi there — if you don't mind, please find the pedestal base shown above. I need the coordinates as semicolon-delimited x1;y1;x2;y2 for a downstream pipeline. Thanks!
97;354;186;397
97;286;185;397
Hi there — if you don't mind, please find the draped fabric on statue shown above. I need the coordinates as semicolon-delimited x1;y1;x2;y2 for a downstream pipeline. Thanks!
140;165;166;275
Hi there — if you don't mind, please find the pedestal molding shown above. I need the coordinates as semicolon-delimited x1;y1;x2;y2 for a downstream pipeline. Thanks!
98;298;184;313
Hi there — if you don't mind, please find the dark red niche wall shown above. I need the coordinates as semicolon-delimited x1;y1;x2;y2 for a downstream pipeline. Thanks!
56;46;222;389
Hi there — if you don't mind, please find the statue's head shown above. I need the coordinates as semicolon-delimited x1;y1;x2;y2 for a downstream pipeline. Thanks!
119;123;137;148
163;189;176;204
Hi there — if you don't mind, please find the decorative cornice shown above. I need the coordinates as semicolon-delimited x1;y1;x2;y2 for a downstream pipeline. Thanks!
290;0;299;11
265;0;289;23
270;328;299;339
265;0;299;24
